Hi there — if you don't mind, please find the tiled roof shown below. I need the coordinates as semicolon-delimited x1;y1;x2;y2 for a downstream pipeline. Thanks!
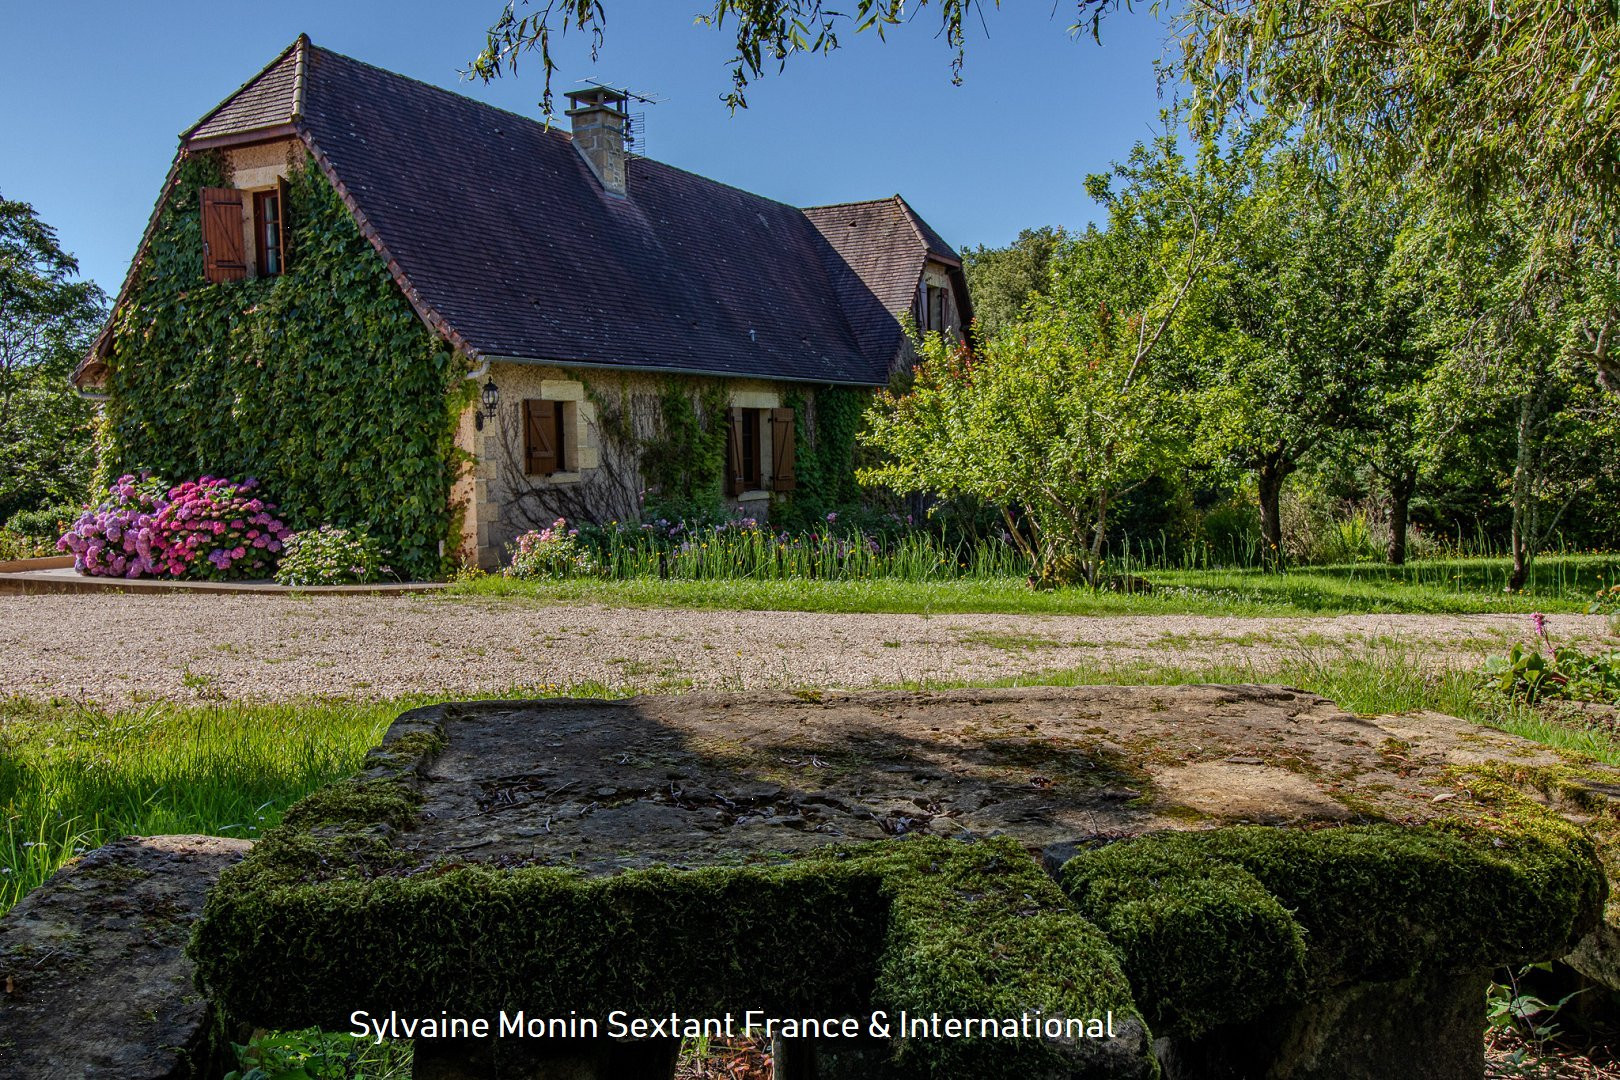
297;45;906;383
185;42;301;141
90;40;959;388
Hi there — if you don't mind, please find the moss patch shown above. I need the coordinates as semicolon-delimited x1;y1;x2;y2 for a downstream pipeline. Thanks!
1059;823;1604;1039
1060;843;1304;1037
193;832;1145;1079
189;727;1149;1079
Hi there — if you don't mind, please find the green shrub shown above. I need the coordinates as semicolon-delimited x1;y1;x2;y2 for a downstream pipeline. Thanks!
503;519;599;579
0;530;57;561
274;526;392;586
4;505;82;539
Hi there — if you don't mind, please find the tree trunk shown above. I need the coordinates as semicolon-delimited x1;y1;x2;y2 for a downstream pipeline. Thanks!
1506;391;1536;593
1085;493;1110;587
1256;453;1292;571
1386;470;1417;566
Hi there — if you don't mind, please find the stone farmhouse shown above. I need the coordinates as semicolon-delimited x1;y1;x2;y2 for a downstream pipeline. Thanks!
73;36;970;572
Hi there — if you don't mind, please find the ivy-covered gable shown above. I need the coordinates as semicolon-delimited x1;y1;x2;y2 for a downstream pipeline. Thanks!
103;151;467;580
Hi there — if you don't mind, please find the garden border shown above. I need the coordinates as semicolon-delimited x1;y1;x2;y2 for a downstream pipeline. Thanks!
0;564;444;596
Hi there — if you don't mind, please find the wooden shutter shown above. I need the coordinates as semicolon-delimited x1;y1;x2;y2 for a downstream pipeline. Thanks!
770;408;796;492
200;187;246;282
523;399;558;475
275;175;291;271
725;407;745;496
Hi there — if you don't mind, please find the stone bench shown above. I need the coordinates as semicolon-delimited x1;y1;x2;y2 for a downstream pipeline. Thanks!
186;688;1616;1079
0;834;251;1079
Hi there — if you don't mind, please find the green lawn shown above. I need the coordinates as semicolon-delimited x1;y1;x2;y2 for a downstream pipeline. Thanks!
0;697;398;913
457;554;1619;616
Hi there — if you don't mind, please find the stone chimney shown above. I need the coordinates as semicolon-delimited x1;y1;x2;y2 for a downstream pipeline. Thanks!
565;86;629;197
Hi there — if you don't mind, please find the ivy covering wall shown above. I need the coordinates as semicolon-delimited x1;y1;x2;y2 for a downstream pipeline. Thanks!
782;385;869;524
104;152;466;579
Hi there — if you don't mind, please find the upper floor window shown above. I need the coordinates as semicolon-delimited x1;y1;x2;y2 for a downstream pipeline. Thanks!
199;181;288;283
254;189;284;277
922;282;952;335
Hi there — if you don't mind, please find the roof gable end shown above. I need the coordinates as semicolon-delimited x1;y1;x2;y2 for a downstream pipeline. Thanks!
183;35;307;145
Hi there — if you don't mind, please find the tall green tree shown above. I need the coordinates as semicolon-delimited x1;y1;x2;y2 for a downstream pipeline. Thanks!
1164;147;1389;566
960;226;1067;340
0;195;104;524
1332;186;1435;565
860;312;1192;587
1413;203;1620;590
1175;2;1620;401
862;128;1213;586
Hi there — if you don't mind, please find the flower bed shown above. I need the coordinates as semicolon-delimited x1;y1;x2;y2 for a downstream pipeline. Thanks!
58;474;291;581
501;513;1027;583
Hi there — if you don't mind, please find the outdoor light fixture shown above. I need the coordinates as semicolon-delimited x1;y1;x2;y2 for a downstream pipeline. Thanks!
475;378;500;431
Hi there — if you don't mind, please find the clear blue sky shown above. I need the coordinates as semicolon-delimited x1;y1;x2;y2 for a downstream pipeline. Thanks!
2;1;1176;294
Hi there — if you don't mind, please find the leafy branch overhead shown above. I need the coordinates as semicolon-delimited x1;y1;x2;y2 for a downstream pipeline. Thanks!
471;1;1126;113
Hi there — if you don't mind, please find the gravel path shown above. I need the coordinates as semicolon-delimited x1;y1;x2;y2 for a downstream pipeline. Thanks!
2;593;1606;705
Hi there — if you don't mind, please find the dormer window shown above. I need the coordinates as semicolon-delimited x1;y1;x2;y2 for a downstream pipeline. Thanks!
924;282;949;334
254;188;284;276
199;180;288;283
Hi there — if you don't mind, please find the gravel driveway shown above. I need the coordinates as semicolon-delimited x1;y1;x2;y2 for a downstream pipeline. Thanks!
2;593;1603;704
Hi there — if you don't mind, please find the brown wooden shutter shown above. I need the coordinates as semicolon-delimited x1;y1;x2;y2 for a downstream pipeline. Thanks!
770;408;796;492
275;175;291;271
725;407;745;496
523;399;558;475
200;187;246;282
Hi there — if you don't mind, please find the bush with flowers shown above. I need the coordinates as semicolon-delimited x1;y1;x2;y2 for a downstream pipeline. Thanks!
58;474;292;581
151;477;292;580
504;519;599;579
57;473;170;578
274;526;392;586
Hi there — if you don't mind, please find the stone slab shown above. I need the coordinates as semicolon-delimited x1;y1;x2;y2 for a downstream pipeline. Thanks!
0;835;252;1079
397;686;1555;872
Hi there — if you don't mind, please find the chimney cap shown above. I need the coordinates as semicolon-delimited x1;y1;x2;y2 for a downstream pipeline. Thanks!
564;85;629;116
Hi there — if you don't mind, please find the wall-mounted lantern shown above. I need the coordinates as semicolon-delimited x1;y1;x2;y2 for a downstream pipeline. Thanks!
475;378;500;431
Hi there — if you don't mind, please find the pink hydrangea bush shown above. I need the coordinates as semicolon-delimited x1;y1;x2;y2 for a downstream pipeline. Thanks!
57;473;170;578
152;477;291;580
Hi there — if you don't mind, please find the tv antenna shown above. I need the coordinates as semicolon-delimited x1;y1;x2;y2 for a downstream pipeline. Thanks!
577;78;665;156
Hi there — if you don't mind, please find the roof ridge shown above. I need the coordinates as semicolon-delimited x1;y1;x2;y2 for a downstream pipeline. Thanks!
292;34;310;120
179;37;302;140
802;197;903;213
304;41;574;142
890;193;931;251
